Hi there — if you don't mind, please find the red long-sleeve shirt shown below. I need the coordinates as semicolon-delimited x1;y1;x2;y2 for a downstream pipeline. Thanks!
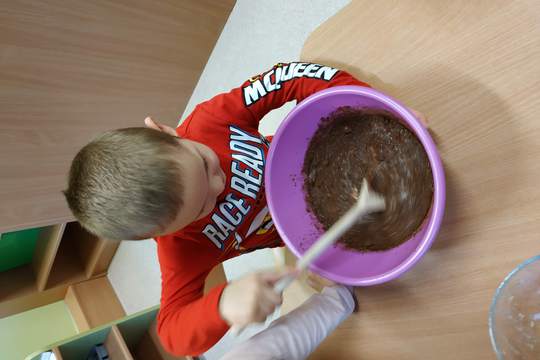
156;62;369;356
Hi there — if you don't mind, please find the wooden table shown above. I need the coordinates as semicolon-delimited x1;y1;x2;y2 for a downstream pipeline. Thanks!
0;1;233;233
300;1;540;359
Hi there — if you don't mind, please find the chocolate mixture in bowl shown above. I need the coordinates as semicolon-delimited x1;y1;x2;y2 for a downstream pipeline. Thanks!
302;107;433;252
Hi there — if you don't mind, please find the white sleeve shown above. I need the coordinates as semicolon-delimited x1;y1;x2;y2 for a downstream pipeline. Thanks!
219;285;355;360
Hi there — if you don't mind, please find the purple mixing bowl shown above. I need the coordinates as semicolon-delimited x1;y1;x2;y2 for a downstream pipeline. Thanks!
265;86;446;286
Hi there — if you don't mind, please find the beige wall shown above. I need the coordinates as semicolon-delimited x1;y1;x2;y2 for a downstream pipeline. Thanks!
0;0;234;232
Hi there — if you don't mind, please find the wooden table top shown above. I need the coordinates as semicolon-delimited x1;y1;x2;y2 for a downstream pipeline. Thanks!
300;1;540;359
0;1;234;233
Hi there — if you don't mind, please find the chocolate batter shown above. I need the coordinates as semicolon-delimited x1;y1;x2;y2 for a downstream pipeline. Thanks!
303;107;433;252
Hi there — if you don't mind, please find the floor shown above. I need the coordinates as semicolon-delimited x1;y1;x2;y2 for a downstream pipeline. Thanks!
107;1;350;358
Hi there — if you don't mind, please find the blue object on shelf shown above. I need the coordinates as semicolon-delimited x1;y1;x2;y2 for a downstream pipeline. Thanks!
87;344;109;360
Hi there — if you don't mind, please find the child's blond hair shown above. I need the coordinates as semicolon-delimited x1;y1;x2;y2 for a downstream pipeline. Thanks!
64;128;184;240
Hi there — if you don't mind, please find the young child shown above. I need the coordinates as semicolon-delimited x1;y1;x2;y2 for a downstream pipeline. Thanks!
63;62;370;356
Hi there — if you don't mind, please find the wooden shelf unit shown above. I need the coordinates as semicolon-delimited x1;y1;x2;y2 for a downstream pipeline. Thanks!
105;325;133;360
33;224;66;291
28;307;193;360
0;221;119;318
49;347;64;360
27;264;228;360
46;222;120;289
65;276;126;332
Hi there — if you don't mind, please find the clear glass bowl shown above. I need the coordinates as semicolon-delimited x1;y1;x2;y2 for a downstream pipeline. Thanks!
490;255;540;359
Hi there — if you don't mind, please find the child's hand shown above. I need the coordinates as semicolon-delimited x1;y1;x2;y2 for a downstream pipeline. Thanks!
219;270;288;327
306;270;338;292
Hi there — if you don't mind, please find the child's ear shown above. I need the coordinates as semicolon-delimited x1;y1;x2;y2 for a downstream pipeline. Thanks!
144;116;178;137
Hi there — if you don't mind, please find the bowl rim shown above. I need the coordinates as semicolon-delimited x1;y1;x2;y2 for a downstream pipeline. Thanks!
488;254;540;359
265;85;446;285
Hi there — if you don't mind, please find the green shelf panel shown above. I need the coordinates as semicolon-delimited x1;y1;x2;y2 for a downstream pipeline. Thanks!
0;227;42;272
117;307;159;350
58;327;110;360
